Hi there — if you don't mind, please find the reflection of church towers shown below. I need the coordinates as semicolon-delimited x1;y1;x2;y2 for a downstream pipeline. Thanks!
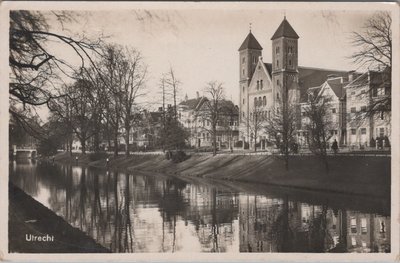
271;16;300;105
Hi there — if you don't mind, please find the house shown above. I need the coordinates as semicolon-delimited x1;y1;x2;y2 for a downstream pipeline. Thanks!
346;70;391;148
178;94;239;149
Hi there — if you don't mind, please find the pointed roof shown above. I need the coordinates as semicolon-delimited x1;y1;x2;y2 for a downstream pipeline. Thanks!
271;17;299;40
238;31;263;51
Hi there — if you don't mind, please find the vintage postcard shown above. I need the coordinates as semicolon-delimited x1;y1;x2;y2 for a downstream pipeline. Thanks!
0;1;399;262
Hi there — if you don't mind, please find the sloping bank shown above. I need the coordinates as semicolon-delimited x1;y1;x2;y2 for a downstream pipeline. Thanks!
9;183;110;253
55;152;390;199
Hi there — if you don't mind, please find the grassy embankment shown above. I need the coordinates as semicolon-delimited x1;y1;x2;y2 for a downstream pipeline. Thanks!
53;152;390;199
9;183;110;253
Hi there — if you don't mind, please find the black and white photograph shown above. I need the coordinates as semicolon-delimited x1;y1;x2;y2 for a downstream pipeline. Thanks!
1;1;398;261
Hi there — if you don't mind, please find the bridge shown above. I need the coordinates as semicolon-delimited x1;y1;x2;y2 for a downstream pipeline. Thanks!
12;145;37;159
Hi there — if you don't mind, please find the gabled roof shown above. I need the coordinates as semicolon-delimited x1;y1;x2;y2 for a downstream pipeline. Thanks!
179;97;204;110
298;67;348;102
264;63;272;76
271;18;299;40
238;32;263;51
326;78;347;99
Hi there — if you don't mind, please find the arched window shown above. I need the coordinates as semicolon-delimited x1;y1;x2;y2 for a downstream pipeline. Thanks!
254;97;257;107
277;92;280;100
260;80;263;89
263;96;267;106
243;86;245;93
277;60;279;68
256;81;259;90
258;97;262;107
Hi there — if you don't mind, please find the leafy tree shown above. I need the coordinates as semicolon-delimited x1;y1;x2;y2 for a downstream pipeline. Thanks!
161;106;189;150
304;95;333;172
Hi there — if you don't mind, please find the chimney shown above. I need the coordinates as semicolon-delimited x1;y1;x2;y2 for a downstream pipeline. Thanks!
348;70;355;82
158;107;163;112
196;91;199;99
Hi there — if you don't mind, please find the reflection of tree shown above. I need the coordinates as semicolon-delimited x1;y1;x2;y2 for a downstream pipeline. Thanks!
307;204;333;252
269;195;293;252
210;188;219;252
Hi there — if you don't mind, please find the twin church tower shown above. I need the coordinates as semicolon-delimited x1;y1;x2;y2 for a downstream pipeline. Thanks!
238;17;300;131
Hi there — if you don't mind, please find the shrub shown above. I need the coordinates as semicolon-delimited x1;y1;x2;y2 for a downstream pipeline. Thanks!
166;150;189;163
89;152;108;162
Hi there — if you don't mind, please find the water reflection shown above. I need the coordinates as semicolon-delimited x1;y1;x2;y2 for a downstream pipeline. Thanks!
10;161;390;253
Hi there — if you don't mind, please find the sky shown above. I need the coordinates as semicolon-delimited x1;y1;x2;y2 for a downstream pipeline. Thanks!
38;7;380;118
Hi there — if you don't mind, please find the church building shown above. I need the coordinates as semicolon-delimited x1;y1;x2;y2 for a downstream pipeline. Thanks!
238;17;350;149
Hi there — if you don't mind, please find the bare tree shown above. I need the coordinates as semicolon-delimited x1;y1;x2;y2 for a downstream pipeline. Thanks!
164;67;181;120
198;81;225;156
265;100;298;170
244;102;268;152
52;79;96;155
350;11;392;119
115;48;147;156
304;95;334;172
9;11;103;128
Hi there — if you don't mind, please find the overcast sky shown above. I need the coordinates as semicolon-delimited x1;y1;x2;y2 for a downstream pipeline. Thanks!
40;7;380;115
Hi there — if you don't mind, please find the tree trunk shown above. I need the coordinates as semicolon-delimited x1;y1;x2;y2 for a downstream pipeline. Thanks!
212;126;217;156
81;138;86;155
113;131;119;157
125;124;130;157
93;129;100;153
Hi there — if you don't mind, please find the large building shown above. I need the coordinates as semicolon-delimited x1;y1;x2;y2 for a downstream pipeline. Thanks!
238;17;391;149
178;94;239;149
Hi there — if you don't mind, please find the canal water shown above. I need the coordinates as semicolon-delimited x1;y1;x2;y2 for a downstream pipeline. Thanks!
10;159;390;253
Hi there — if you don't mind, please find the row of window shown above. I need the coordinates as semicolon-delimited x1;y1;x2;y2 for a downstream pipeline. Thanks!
350;106;367;113
275;46;295;55
275;59;293;68
250;110;271;120
254;96;267;107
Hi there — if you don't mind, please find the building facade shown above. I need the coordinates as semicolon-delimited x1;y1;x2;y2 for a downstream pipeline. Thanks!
239;17;391;150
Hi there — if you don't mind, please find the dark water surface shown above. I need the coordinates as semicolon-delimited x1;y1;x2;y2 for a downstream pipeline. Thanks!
10;160;390;253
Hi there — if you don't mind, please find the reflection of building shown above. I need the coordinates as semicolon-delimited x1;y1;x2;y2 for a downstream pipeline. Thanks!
238;193;390;253
347;211;390;253
182;184;239;252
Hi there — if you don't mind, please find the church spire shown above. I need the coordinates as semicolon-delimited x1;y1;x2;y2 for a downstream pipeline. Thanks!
271;17;299;40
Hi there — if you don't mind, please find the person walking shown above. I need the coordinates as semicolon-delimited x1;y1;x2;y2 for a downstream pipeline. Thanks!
331;139;339;155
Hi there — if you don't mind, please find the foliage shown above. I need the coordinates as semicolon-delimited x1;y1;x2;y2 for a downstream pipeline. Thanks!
161;106;189;150
304;95;333;172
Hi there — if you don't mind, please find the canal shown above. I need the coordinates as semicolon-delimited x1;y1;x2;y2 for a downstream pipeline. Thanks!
10;159;390;253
